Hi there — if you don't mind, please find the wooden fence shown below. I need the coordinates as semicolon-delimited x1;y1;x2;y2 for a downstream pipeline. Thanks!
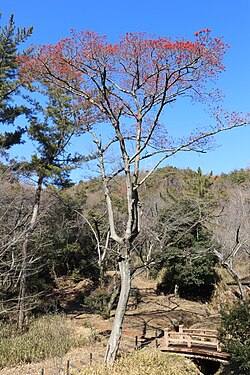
38;333;160;374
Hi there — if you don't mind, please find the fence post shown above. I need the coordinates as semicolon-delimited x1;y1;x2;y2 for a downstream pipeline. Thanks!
41;369;44;375
217;340;222;352
66;360;70;375
135;335;138;350
164;328;169;347
178;325;184;333
179;325;184;344
187;334;192;348
90;352;93;365
155;330;158;348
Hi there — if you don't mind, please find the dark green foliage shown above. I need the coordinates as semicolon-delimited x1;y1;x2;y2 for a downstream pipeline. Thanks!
156;221;219;301
0;13;33;148
219;302;250;374
130;287;142;306
157;248;218;301
40;187;99;281
221;168;250;185
16;90;85;186
82;286;110;318
49;229;98;280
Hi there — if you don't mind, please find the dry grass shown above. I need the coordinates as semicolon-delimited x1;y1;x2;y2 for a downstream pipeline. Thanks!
76;350;200;375
0;314;88;369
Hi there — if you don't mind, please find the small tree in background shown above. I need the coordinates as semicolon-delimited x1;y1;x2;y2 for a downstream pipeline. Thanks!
143;168;220;300
157;247;218;301
155;193;219;300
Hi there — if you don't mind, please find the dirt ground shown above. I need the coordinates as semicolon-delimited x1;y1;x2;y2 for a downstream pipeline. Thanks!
0;277;222;375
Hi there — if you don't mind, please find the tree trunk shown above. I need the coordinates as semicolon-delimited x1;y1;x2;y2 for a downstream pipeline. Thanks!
17;176;43;331
104;256;131;364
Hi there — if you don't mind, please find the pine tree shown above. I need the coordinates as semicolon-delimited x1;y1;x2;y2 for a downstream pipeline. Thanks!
0;13;32;149
15;85;93;330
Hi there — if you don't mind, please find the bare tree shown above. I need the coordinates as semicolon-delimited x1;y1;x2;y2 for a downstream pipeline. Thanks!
212;183;250;299
0;167;40;319
19;29;250;363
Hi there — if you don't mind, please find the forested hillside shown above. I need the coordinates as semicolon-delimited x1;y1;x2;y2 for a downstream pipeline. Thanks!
0;164;249;320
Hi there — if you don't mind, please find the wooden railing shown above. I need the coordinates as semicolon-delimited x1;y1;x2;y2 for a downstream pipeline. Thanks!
164;325;221;352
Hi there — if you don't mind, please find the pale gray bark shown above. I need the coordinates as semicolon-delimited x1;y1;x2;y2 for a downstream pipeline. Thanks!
104;255;131;363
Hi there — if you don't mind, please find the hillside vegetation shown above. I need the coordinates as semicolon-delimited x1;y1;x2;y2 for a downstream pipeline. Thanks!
1;165;249;313
0;164;249;372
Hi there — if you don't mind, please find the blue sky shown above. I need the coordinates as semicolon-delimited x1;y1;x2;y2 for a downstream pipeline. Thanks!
1;0;250;178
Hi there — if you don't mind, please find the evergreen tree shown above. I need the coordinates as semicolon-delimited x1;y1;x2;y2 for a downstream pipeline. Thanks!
12;85;93;329
155;168;220;300
0;13;32;149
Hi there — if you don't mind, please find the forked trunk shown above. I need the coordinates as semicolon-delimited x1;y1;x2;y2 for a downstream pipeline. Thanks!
104;256;131;364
